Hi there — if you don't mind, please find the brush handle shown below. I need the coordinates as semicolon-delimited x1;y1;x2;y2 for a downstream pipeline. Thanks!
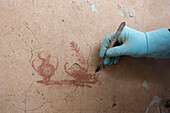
107;22;126;48
95;22;126;72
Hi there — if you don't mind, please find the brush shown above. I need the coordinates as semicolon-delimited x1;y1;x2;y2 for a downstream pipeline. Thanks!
95;22;126;73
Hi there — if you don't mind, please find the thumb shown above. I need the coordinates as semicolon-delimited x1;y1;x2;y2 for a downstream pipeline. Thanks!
106;45;127;57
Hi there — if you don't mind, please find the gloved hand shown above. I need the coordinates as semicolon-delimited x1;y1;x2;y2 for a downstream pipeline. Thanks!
99;26;170;65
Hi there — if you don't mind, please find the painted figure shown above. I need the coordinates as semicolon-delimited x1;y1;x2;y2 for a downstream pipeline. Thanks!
32;41;100;88
32;52;58;85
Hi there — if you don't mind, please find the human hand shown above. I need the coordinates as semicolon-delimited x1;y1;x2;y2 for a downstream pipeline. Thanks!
99;26;170;65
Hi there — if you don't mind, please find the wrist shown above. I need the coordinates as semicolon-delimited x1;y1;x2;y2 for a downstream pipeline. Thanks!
145;28;170;58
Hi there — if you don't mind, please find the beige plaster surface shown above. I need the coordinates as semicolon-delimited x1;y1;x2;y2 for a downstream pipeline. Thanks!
0;0;170;113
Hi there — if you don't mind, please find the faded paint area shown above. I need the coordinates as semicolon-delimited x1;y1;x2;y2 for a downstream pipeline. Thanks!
118;9;126;17
143;80;148;90
128;6;135;18
146;96;170;113
69;0;73;3
0;0;170;113
146;95;161;113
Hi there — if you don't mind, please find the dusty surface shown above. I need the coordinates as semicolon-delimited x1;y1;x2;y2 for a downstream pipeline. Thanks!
0;0;170;113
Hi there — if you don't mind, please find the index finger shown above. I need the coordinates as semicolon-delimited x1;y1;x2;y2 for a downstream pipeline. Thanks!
99;32;116;58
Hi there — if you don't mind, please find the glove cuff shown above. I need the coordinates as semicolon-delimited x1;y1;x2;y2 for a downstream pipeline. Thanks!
145;28;170;58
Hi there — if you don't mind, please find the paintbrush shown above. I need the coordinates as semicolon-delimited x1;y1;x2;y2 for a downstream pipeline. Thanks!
95;22;126;73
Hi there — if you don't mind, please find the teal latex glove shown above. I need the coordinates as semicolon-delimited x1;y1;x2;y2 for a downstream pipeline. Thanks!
99;26;170;65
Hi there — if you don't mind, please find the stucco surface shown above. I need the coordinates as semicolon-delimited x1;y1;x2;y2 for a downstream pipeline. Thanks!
0;0;170;113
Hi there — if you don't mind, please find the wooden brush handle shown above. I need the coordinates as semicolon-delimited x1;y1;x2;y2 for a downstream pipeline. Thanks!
108;22;126;48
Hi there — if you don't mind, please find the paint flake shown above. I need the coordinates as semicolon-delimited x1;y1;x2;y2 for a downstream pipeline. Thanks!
91;4;99;14
142;80;148;90
69;0;72;3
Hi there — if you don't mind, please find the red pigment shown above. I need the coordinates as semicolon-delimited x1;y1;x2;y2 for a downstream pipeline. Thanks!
60;41;100;88
32;52;58;85
32;42;100;88
63;62;99;88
